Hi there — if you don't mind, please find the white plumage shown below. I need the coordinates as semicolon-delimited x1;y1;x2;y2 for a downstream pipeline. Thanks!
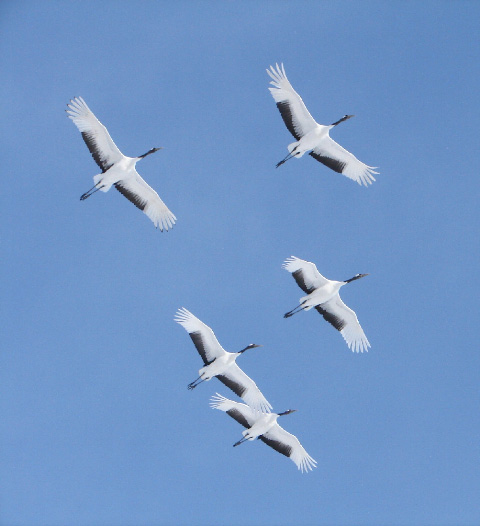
210;393;317;473
283;256;370;353
175;308;272;413
267;63;378;186
67;97;176;231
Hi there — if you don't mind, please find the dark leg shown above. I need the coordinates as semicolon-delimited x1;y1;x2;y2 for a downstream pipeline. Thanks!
233;436;250;447
284;302;307;318
80;183;104;201
276;146;300;168
276;152;294;168
187;374;205;390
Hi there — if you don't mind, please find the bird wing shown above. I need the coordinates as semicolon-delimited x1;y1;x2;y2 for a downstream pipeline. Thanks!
66;97;124;173
282;256;329;294
210;393;258;429
217;363;272;413
260;424;317;473
309;136;378;186
175;308;226;365
315;295;370;353
114;171;176;231
267;63;318;140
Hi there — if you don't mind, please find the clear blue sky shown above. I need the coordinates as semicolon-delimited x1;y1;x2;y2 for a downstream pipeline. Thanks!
1;1;479;525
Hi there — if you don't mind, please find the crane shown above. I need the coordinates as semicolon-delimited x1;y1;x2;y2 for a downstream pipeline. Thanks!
267;63;378;186
175;308;272;413
66;97;176;231
283;256;370;353
210;393;317;473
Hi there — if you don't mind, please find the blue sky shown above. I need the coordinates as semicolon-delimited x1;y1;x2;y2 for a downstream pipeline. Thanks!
1;1;479;525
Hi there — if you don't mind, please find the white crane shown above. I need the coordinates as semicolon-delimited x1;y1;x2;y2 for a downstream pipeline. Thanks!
210;393;317;473
66;97;176;231
267;63;378;186
283;256;370;353
175;308;272;413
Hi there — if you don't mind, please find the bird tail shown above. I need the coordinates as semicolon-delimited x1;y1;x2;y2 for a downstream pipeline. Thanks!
93;174;110;192
287;142;297;154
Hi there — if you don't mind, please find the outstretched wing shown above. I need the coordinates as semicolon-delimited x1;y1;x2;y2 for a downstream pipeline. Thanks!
115;171;176;231
260;424;317;473
217;363;272;413
315;295;370;353
282;256;329;294
310;136;378;186
66;97;124;173
267;63;318;140
210;393;258;429
175;308;226;365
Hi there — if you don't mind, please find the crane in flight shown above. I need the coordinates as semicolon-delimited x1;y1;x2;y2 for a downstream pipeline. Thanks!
210;393;317;473
175;308;272;413
67;97;176;231
283;256;370;353
267;63;378;186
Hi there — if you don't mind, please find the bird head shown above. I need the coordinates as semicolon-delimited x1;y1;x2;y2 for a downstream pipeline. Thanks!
238;344;262;353
344;273;369;283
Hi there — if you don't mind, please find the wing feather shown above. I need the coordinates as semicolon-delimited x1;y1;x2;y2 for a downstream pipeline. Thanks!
267;63;318;140
66;97;124;173
261;424;317;473
282;256;329;293
217;364;272;413
175;308;226;364
316;295;370;353
210;393;258;429
310;136;378;186
115;171;176;231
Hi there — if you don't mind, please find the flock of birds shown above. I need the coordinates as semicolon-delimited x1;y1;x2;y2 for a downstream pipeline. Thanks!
67;63;377;473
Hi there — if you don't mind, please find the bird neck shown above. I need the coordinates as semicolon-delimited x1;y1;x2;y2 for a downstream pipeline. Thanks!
277;410;295;417
344;275;362;283
138;148;156;159
331;115;353;126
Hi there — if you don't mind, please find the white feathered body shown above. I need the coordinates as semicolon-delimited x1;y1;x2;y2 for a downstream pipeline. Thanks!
93;156;139;192
287;125;333;158
198;352;240;382
241;412;280;441
300;280;344;310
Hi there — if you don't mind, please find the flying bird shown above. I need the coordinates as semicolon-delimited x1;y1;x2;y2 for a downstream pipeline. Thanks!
175;308;272;413
210;393;317;473
66;97;176;231
267;63;378;186
283;256;370;353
